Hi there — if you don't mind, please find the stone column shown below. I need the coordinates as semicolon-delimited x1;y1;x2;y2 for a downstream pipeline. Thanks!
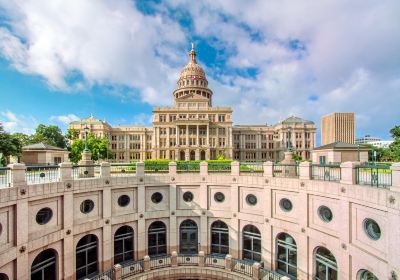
299;161;311;180
391;163;400;192
143;255;150;271
9;163;26;187
206;125;209;146
196;125;199;146
176;125;179;146
263;161;273;177
100;162;111;177
340;161;357;185
169;162;177;176
171;251;178;267
136;161;145;177
14;164;28;279
186;125;189;147
252;262;261;280
59;162;72;181
231;161;240;176
198;251;205;267
78;150;94;177
113;264;121;280
200;162;208;176
225;254;232;271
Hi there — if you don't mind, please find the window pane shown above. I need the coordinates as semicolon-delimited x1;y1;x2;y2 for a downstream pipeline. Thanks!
221;233;229;246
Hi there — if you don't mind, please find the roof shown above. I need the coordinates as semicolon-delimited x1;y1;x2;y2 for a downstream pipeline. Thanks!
278;116;314;125
23;142;67;151
70;116;110;126
313;141;370;151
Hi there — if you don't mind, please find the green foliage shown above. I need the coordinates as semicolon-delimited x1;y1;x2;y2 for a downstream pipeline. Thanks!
31;124;66;148
68;133;111;163
66;128;80;140
0;124;23;165
12;132;32;146
293;152;302;162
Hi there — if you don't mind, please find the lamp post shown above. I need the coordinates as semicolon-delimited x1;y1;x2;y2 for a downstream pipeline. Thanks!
287;127;292;152
84;125;89;153
357;144;360;162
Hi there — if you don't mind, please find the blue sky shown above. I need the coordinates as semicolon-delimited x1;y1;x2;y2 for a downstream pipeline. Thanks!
0;0;399;141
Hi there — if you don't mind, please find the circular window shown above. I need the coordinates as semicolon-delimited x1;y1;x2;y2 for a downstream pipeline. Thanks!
80;200;94;214
363;218;381;240
214;192;225;203
183;192;194;202
318;205;333;222
151;192;163;204
35;207;53;225
117;195;130;207
279;198;293;212
246;194;257;205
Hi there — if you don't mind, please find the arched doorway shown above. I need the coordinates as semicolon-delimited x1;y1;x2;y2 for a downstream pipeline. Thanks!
76;234;98;280
180;219;198;254
148;221;167;256
200;150;206;160
180;151;186;161
242;225;261;262
211;220;229;255
190;150;196;160
315;247;337;280
276;233;297;278
114;226;134;264
31;249;57;280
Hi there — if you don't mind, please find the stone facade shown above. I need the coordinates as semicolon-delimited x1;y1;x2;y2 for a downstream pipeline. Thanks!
69;47;316;162
0;162;399;279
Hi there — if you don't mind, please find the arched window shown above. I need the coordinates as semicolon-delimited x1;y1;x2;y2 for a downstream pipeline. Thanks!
190;150;196;160
242;225;261;262
0;274;8;280
211;220;229;255
114;226;134;264
31;249;57;280
76;234;98;280
200;150;206;160
359;270;378;280
276;233;297;278
148;221;167;256
315;247;337;280
180;219;198;254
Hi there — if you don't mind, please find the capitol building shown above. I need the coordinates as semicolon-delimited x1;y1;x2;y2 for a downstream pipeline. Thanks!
69;46;316;162
0;46;398;280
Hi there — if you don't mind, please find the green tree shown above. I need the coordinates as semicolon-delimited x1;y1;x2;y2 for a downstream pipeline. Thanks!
68;133;111;163
66;128;80;141
0;124;23;165
31;124;66;148
293;152;302;162
12;132;32;146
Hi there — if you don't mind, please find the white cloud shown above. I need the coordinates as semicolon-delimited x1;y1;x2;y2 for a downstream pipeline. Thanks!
0;0;399;139
0;111;37;134
50;114;80;125
132;113;153;126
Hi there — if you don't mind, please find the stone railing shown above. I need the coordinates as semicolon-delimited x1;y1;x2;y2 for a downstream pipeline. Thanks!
1;161;399;192
85;252;286;280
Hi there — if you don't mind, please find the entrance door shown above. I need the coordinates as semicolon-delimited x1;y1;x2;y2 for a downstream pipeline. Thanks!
179;220;198;254
180;151;186;161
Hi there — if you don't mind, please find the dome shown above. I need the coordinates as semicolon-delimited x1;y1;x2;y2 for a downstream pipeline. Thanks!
178;45;207;83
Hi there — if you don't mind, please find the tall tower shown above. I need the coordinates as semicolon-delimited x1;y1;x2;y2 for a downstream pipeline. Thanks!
152;44;233;160
321;112;355;145
172;44;213;107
